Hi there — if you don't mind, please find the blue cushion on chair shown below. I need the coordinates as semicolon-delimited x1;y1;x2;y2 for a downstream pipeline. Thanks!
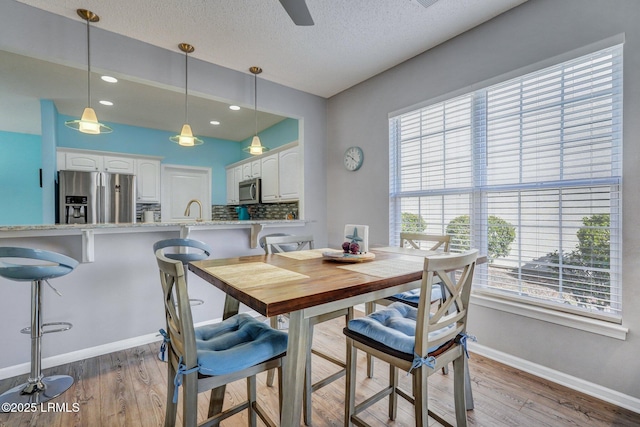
195;313;288;376
347;302;452;355
391;286;443;306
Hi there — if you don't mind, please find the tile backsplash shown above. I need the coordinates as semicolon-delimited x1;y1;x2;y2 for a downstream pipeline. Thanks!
136;202;298;222
212;202;299;221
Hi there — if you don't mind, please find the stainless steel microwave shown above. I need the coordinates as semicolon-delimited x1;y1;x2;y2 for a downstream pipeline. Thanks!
238;178;261;204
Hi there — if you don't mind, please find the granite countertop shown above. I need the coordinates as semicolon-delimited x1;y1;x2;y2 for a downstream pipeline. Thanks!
0;219;307;234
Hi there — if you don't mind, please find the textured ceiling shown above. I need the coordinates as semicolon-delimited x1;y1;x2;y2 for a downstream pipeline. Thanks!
14;0;528;98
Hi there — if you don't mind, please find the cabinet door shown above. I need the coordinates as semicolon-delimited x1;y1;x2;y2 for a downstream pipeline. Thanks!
242;163;252;180
251;159;261;178
136;159;161;203
104;155;135;173
226;166;242;205
278;147;299;201
65;152;103;171
260;154;279;203
226;168;235;204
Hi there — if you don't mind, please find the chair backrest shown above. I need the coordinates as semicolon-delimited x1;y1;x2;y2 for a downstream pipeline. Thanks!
264;235;314;254
155;249;197;370
400;232;450;252
259;233;291;254
414;250;478;357
153;238;211;265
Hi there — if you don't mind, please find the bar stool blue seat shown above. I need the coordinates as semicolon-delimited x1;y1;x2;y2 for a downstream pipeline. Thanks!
0;247;78;406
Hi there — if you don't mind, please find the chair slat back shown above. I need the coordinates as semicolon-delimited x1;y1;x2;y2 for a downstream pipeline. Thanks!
400;232;450;252
155;249;197;370
264;235;314;254
414;250;478;356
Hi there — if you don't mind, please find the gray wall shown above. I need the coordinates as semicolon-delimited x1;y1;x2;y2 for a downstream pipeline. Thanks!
327;0;640;399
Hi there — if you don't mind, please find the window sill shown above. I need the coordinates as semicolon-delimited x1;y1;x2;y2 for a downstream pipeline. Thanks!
470;292;628;340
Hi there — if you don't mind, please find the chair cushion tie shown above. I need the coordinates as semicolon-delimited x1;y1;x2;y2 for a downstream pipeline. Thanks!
457;332;477;359
409;354;436;374
173;356;201;403
159;329;171;361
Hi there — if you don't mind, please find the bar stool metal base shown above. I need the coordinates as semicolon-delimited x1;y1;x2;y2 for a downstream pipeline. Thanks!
0;375;74;408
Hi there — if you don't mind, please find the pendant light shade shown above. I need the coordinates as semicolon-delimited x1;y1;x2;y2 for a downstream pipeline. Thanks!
244;66;269;155
170;43;203;147
65;9;112;135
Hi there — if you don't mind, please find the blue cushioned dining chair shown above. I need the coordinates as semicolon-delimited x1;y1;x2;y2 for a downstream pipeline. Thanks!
155;249;287;427
365;233;451;376
344;250;478;427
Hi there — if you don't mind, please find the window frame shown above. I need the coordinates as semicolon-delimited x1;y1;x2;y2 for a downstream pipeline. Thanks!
389;43;623;323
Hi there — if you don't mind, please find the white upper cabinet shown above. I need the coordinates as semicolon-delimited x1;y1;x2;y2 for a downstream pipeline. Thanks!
259;145;299;203
278;147;299;201
251;159;261;178
63;151;103;171
242;163;252;181
226;165;242;205
103;155;135;173
240;160;261;181
136;158;161;203
260;153;279;203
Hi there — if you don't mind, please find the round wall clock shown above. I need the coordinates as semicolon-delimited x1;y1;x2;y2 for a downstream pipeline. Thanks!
343;146;364;171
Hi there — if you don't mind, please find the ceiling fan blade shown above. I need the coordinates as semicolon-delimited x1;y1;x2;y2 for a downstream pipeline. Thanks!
278;0;314;26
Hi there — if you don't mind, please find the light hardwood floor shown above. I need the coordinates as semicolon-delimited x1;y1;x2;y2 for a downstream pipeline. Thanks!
1;316;638;426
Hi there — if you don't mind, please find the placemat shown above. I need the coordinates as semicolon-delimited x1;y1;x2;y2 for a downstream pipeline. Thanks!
204;262;309;288
374;246;436;256
338;257;424;278
273;248;331;260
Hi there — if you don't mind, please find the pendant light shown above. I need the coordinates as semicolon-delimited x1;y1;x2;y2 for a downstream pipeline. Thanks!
65;9;112;134
244;66;269;155
170;43;203;147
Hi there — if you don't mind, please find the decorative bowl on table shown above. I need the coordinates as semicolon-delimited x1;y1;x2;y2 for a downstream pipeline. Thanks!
322;250;375;263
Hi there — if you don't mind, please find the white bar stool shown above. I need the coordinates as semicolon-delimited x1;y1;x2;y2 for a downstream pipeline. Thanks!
0;247;78;407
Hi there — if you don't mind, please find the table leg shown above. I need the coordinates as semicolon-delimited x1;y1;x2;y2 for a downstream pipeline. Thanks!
222;294;240;320
280;310;310;427
208;294;240;424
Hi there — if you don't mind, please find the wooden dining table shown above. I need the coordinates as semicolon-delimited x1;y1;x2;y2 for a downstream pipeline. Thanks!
189;246;452;426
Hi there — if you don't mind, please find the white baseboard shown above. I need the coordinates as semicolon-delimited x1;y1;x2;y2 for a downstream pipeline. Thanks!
0;316;224;381
469;342;640;414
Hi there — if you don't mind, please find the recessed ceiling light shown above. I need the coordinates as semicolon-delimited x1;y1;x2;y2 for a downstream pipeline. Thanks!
229;105;241;111
101;75;118;83
99;100;113;106
210;120;220;125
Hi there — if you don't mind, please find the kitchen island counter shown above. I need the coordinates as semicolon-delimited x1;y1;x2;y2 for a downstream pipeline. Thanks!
0;220;308;261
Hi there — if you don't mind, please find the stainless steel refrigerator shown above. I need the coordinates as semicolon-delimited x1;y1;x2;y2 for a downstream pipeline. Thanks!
58;170;136;224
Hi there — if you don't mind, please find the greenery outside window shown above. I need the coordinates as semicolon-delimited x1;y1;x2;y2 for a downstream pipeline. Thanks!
389;45;622;320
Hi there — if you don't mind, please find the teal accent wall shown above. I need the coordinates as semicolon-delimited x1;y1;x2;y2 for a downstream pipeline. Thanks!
240;118;299;158
0;130;42;225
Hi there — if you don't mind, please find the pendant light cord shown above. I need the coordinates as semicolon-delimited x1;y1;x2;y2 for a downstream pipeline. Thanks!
184;50;189;124
254;71;258;136
86;18;91;108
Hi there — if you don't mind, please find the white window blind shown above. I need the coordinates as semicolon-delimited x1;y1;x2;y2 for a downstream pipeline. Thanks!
389;45;622;319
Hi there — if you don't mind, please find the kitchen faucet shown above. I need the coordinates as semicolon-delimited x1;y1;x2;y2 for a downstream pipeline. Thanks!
184;199;204;222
